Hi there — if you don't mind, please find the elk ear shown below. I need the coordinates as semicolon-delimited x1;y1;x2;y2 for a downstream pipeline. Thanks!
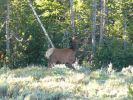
72;36;75;40
70;33;78;40
72;34;78;40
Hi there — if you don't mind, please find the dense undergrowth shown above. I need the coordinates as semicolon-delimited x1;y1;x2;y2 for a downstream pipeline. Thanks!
0;65;133;100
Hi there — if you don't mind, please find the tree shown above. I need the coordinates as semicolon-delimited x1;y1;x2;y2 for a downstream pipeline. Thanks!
99;0;106;44
0;0;132;69
28;0;54;48
123;10;127;49
91;0;97;53
6;0;11;67
69;0;75;34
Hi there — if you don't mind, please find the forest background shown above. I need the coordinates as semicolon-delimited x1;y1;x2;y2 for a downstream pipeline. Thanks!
0;0;133;70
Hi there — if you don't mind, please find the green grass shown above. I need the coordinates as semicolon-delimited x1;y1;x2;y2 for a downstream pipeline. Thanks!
0;65;133;100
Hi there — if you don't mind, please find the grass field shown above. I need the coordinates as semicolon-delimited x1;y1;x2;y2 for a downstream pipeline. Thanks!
0;65;133;100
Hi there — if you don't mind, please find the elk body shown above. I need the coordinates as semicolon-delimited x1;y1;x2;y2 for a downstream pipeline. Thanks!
45;35;78;70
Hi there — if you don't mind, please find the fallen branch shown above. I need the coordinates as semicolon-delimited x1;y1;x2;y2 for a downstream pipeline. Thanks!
28;0;54;48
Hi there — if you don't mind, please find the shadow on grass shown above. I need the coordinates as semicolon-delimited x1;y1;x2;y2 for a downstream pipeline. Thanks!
23;89;90;100
77;66;110;85
2;66;72;81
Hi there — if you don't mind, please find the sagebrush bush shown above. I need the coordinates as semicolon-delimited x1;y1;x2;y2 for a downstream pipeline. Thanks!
128;84;133;98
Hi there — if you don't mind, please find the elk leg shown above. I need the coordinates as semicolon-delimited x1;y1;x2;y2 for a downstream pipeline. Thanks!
48;60;55;68
48;61;52;68
65;63;75;70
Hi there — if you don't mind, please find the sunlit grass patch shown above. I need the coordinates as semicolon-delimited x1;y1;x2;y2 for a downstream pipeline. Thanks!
11;66;47;79
89;71;101;80
0;65;132;99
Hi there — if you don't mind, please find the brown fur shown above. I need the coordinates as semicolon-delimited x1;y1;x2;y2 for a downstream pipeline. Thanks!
45;35;78;70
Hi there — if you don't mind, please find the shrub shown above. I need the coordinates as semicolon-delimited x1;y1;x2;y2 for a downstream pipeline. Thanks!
128;84;133;98
93;38;133;70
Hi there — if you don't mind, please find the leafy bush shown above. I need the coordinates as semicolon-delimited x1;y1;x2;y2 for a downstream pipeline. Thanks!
128;84;133;98
94;38;133;70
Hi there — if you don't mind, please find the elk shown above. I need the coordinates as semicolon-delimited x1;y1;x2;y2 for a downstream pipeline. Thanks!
45;35;78;70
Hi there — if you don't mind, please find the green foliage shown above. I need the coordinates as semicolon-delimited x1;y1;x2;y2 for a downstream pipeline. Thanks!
94;38;133;70
128;84;133;97
0;0;132;69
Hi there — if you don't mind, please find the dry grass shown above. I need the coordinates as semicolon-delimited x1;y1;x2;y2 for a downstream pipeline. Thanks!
0;65;133;100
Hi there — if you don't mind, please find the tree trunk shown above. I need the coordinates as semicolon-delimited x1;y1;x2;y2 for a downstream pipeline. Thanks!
105;0;108;35
99;0;106;44
123;10;127;49
69;0;75;34
6;0;11;67
28;0;54;48
91;0;97;53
